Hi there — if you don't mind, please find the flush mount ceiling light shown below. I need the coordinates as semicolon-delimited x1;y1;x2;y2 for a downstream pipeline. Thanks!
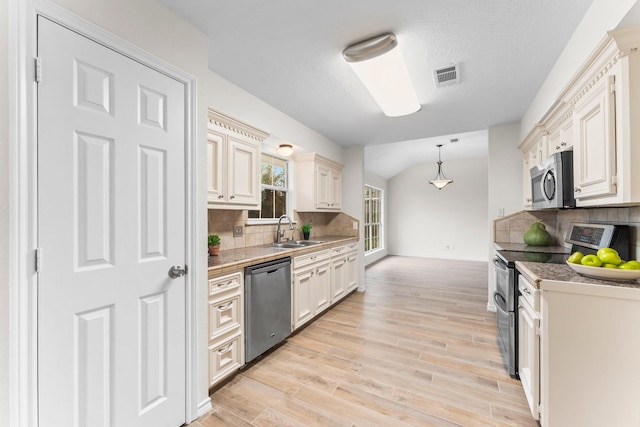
342;33;421;117
429;144;453;190
277;143;294;157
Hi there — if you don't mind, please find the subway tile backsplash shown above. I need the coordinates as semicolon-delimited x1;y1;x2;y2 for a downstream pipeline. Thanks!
494;207;640;259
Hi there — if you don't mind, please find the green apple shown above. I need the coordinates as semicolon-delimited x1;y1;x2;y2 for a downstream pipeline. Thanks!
619;260;640;270
603;263;619;269
567;251;584;264
596;248;622;266
581;254;602;267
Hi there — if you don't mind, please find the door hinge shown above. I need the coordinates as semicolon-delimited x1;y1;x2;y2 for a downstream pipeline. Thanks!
612;175;618;185
35;57;42;83
35;248;42;273
535;326;541;336
537;403;543;416
609;75;616;94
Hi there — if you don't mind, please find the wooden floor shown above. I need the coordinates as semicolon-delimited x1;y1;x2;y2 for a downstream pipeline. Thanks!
191;256;538;427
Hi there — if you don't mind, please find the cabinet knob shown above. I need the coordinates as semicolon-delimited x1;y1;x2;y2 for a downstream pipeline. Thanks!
230;195;235;200
575;188;582;193
561;142;567;146
556;146;561;150
218;194;224;199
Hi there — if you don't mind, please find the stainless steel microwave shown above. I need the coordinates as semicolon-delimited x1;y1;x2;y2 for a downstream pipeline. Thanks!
530;150;575;209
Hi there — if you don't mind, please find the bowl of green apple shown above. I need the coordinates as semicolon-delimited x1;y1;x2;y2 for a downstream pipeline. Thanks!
566;248;640;281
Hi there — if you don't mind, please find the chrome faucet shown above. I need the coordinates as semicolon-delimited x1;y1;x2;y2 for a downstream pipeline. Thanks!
276;215;294;243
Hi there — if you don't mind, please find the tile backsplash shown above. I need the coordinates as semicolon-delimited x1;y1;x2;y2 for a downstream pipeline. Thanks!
494;207;640;259
208;209;359;251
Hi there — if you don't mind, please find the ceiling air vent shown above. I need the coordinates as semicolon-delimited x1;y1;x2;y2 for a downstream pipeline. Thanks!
433;64;459;88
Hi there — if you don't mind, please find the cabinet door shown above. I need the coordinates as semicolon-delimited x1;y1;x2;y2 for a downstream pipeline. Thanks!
227;137;260;206
330;255;346;303
330;170;342;209
346;252;358;292
573;74;616;200
518;297;540;421
314;260;331;312
293;267;314;330
315;164;332;209
207;130;225;203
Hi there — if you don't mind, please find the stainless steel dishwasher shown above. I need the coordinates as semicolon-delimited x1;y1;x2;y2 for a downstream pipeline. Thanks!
244;257;292;363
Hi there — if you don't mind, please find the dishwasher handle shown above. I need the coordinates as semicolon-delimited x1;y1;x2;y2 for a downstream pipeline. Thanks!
245;257;291;275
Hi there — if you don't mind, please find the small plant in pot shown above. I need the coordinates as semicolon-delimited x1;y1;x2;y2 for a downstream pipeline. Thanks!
208;234;221;256
301;223;312;240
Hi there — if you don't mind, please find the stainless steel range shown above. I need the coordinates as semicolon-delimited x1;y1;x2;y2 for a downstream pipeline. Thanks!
493;222;630;379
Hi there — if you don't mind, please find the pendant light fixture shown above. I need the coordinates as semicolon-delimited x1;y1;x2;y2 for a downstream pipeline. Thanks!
429;144;453;190
342;33;421;117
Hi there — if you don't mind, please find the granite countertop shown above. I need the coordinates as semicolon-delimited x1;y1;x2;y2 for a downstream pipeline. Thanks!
494;242;571;254
516;261;640;290
208;235;358;276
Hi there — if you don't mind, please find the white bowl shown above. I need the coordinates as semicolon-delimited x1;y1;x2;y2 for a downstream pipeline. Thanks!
566;261;640;281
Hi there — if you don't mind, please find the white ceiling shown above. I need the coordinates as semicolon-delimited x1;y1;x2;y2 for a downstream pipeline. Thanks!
160;0;594;178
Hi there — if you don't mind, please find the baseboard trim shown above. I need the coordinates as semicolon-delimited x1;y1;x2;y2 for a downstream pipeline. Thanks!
197;397;212;419
486;303;497;312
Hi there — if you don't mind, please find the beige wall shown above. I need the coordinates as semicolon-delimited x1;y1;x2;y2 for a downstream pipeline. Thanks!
1;0;9;423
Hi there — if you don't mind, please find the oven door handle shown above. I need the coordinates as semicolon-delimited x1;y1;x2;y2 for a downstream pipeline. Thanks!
493;291;508;314
493;257;507;271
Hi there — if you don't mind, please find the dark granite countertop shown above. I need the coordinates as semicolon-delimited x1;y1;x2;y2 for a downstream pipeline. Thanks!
516;261;640;290
207;235;358;277
494;242;571;254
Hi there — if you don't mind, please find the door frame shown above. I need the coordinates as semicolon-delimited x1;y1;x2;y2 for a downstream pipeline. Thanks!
9;1;199;425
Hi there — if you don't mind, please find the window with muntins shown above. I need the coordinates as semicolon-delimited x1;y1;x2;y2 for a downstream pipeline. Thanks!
249;154;289;220
364;185;382;252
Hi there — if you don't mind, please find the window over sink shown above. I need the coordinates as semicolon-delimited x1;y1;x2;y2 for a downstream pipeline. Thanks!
248;153;290;221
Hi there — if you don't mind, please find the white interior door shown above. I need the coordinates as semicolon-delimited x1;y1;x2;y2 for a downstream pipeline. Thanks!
37;17;186;427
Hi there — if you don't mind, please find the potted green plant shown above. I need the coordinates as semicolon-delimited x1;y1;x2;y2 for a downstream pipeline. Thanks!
301;223;312;240
208;234;221;256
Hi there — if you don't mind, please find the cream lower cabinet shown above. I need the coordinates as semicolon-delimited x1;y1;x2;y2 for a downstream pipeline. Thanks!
331;243;359;303
208;271;244;387
518;275;540;421
345;243;358;293
292;250;330;330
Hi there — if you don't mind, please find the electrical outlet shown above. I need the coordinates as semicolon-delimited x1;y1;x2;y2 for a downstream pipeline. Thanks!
233;225;243;237
352;221;358;229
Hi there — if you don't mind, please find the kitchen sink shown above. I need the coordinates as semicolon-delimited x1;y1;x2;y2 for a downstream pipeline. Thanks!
267;240;326;249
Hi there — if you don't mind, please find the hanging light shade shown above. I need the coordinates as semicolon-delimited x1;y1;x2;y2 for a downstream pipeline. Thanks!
429;144;453;190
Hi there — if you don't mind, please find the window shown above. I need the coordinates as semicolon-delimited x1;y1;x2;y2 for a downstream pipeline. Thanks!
364;185;382;252
249;153;289;220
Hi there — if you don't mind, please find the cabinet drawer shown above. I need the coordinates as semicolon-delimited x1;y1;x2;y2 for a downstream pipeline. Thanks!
331;245;347;257
209;332;243;386
519;274;539;312
209;294;242;341
294;249;330;269
208;271;242;297
345;242;358;253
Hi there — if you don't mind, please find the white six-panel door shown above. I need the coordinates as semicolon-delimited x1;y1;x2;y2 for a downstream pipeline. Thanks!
37;17;186;427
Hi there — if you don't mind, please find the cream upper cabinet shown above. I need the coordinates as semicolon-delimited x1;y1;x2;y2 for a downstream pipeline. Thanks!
520;27;640;208
572;73;617;201
296;153;343;211
519;125;547;210
207;109;268;210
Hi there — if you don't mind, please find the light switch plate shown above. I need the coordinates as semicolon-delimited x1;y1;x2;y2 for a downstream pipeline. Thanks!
233;225;243;237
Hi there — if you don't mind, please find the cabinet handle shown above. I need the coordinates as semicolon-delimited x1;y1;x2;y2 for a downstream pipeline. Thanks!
526;198;532;202
230;195;235;200
310;256;316;261
574;188;582;193
217;343;233;353
218;301;233;311
217;281;233;288
556;145;561;150
218;194;224;199
561;142;567;147
521;288;531;295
